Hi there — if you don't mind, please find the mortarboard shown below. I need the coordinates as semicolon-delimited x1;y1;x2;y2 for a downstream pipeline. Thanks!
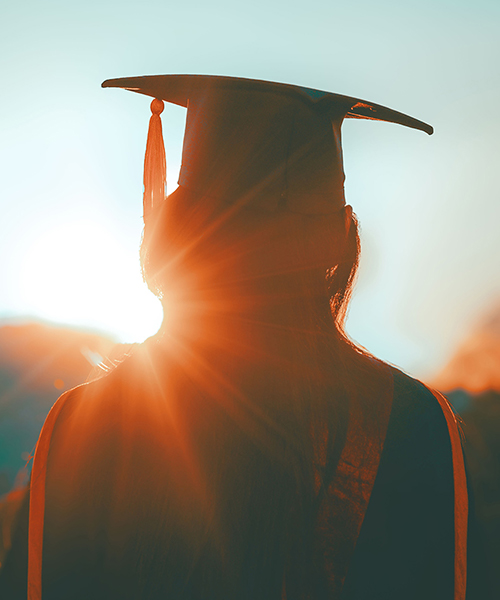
102;74;433;217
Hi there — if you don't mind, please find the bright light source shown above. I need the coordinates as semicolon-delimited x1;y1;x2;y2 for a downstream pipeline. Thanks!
19;218;163;342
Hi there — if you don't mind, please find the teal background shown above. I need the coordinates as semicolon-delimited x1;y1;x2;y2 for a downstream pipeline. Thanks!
1;0;499;379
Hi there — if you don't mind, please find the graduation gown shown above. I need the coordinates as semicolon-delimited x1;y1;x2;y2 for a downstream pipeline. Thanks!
0;345;467;600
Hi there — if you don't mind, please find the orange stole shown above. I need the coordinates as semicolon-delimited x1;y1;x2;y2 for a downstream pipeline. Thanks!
27;388;78;600
427;388;468;600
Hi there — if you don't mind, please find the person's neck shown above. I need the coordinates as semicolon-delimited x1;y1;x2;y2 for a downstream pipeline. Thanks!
154;293;338;385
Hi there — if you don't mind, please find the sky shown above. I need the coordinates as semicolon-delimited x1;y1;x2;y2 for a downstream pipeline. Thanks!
1;0;499;380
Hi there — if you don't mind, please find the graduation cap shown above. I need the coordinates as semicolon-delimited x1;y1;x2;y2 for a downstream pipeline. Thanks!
102;74;433;217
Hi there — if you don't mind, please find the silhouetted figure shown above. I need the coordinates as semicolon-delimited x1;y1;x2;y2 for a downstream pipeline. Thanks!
0;76;468;599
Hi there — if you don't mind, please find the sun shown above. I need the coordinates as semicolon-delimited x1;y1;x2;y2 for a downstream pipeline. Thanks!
19;218;164;342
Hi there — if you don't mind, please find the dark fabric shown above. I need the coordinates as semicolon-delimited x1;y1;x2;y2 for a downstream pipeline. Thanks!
40;349;294;600
0;360;462;599
309;357;393;598
341;369;455;600
0;487;29;599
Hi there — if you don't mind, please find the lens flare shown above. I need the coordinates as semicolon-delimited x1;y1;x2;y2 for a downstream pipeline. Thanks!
19;219;163;342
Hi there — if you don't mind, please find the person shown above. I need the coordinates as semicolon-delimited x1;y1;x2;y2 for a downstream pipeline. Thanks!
0;75;468;600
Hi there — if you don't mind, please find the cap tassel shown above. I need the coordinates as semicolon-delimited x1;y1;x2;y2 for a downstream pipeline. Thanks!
143;98;166;219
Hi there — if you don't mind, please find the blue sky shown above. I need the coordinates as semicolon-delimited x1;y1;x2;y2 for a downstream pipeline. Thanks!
1;0;499;379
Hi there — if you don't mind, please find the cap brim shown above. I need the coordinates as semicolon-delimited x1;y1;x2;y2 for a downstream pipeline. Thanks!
102;74;433;136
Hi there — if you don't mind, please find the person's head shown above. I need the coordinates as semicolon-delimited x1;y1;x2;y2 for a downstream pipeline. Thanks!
103;75;430;347
103;74;431;346
140;186;359;341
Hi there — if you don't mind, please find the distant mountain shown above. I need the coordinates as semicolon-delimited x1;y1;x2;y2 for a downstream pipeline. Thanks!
0;322;129;494
432;302;500;394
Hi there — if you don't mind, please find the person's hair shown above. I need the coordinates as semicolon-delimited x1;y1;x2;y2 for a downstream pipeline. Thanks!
140;190;360;339
138;189;364;598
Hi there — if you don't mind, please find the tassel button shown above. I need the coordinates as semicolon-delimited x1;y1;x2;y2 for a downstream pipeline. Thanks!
151;98;164;115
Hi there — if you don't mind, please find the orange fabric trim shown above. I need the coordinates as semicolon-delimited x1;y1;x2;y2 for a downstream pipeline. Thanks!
428;389;468;600
27;391;73;600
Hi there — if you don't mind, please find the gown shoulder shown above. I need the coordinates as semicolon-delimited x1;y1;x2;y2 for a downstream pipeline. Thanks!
342;366;456;600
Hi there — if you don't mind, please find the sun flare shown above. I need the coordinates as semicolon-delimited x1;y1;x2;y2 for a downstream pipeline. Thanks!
19;219;164;342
